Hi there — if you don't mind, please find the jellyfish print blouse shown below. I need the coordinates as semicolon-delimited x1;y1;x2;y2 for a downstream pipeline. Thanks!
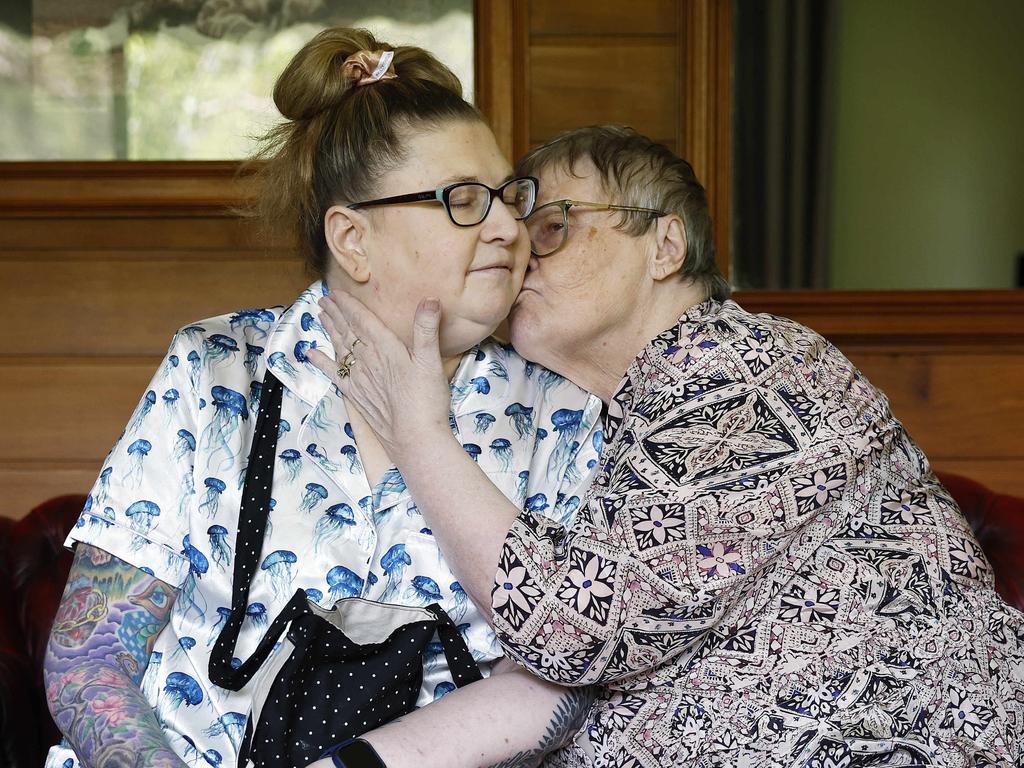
45;281;603;768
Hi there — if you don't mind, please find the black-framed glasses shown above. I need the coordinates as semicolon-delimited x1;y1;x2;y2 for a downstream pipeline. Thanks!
525;199;667;257
348;176;538;227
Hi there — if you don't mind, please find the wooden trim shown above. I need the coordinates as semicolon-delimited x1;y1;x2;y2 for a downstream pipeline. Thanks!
0;161;254;217
681;0;732;281
734;289;1024;345
512;0;531;160
474;0;515;160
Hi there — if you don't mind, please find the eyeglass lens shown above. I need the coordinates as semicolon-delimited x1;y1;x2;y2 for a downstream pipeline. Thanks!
525;203;567;256
447;179;536;226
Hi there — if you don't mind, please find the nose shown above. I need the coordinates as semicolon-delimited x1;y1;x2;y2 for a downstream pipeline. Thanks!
479;193;522;245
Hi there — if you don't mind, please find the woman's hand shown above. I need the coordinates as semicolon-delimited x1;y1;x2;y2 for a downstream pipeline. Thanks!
306;291;451;461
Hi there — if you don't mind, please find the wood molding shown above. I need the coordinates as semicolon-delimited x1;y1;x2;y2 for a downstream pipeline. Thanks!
0;161;253;217
735;289;1024;346
681;0;732;281
474;0;516;160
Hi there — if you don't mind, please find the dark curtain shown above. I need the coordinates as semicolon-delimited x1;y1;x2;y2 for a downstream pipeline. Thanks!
733;0;836;289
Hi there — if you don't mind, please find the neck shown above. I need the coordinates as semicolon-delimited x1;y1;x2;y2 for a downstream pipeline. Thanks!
560;281;707;403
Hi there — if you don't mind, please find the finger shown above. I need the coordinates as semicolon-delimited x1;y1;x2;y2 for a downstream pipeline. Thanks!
319;310;358;353
305;348;344;386
411;297;443;371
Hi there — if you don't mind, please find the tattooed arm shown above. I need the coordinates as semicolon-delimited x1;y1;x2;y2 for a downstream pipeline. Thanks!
44;543;187;768
308;659;594;768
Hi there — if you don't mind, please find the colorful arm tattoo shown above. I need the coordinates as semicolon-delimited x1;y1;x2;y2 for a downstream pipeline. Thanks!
44;543;187;768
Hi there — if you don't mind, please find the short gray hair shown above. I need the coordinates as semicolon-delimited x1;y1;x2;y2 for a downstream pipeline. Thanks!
516;125;731;302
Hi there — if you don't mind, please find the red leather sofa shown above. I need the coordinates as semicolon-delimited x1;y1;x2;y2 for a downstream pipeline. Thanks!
2;475;1022;767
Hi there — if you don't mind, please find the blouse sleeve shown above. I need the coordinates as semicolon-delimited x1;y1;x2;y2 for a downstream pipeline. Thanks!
491;386;857;686
65;331;202;587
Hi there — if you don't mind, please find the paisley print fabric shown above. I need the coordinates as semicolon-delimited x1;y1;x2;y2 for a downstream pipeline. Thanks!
46;281;602;768
494;299;1024;767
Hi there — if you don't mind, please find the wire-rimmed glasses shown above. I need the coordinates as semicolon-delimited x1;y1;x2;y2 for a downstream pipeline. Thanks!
525;199;666;257
348;176;538;227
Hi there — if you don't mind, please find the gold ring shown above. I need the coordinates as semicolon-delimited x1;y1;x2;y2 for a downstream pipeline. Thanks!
351;337;363;350
336;350;356;379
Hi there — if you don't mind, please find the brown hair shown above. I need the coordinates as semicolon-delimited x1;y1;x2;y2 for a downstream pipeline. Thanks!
249;28;481;276
516;125;731;302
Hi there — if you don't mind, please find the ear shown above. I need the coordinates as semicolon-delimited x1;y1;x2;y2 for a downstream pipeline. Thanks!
649;214;687;282
324;205;372;284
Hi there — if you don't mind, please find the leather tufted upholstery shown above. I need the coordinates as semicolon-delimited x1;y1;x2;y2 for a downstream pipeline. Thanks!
1;476;1022;766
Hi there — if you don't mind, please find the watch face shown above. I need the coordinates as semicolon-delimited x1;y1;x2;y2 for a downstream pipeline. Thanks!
332;739;385;768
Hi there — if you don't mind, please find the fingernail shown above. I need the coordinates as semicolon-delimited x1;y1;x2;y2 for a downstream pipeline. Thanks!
424;298;440;313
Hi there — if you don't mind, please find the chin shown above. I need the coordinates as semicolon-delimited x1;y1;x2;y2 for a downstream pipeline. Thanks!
507;302;550;367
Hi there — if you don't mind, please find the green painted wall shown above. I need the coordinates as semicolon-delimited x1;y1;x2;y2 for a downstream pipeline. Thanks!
829;0;1024;289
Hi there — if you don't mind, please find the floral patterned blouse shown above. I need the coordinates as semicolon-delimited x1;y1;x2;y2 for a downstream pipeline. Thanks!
46;282;602;768
492;298;1023;767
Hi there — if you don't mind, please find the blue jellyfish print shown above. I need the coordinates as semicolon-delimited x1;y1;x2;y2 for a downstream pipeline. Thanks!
405;575;443;606
373;467;406;509
179;324;206;342
177;470;195;519
261;550;297;598
180;536;209;624
313;503;355;552
455;622;472;642
123;439;152;489
248;380;262;412
461;442;482;463
127;390;157;434
180;734;202;764
548;408;585;479
171;635;196;661
268;351;298;378
340;444;361;473
265;497;277;538
207;524;232;569
125;500;160;533
538;368;564;395
305;588;323;604
488;358;509;383
201;749;223;768
327;565;365;601
489;438;514;471
344;422;355;440
525;361;536;378
203;711;247;751
245;602;268;627
164;671;203;715
201;386;249;471
380;544;411;601
452;376;490;407
424;640;445;673
209;607;232;646
278;418;291;440
450;581;469;622
95;466;113;506
557;495;582;525
525;493;549;514
293;340;318;372
197;477;226;518
474;413;496;433
63;760;74;768
307;396;336;434
229;308;276;340
306;442;340;472
592;429;604;457
279;448;302;482
203;333;239;368
173;428;196;463
516;470;530;504
243;343;265;377
300;311;328;337
161;389;181;426
300;482;329;514
433;681;457;701
504;403;535;439
187;350;202;389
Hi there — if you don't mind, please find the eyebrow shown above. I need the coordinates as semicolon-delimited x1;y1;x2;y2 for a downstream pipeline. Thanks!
435;173;515;187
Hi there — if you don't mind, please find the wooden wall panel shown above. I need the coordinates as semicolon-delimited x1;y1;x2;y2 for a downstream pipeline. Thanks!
0;256;307;355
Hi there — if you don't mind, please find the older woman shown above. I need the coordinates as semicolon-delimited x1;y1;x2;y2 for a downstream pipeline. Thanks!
313;125;1024;766
43;30;601;768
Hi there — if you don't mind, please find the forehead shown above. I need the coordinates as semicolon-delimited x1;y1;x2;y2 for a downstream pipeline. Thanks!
387;120;510;190
534;156;606;206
